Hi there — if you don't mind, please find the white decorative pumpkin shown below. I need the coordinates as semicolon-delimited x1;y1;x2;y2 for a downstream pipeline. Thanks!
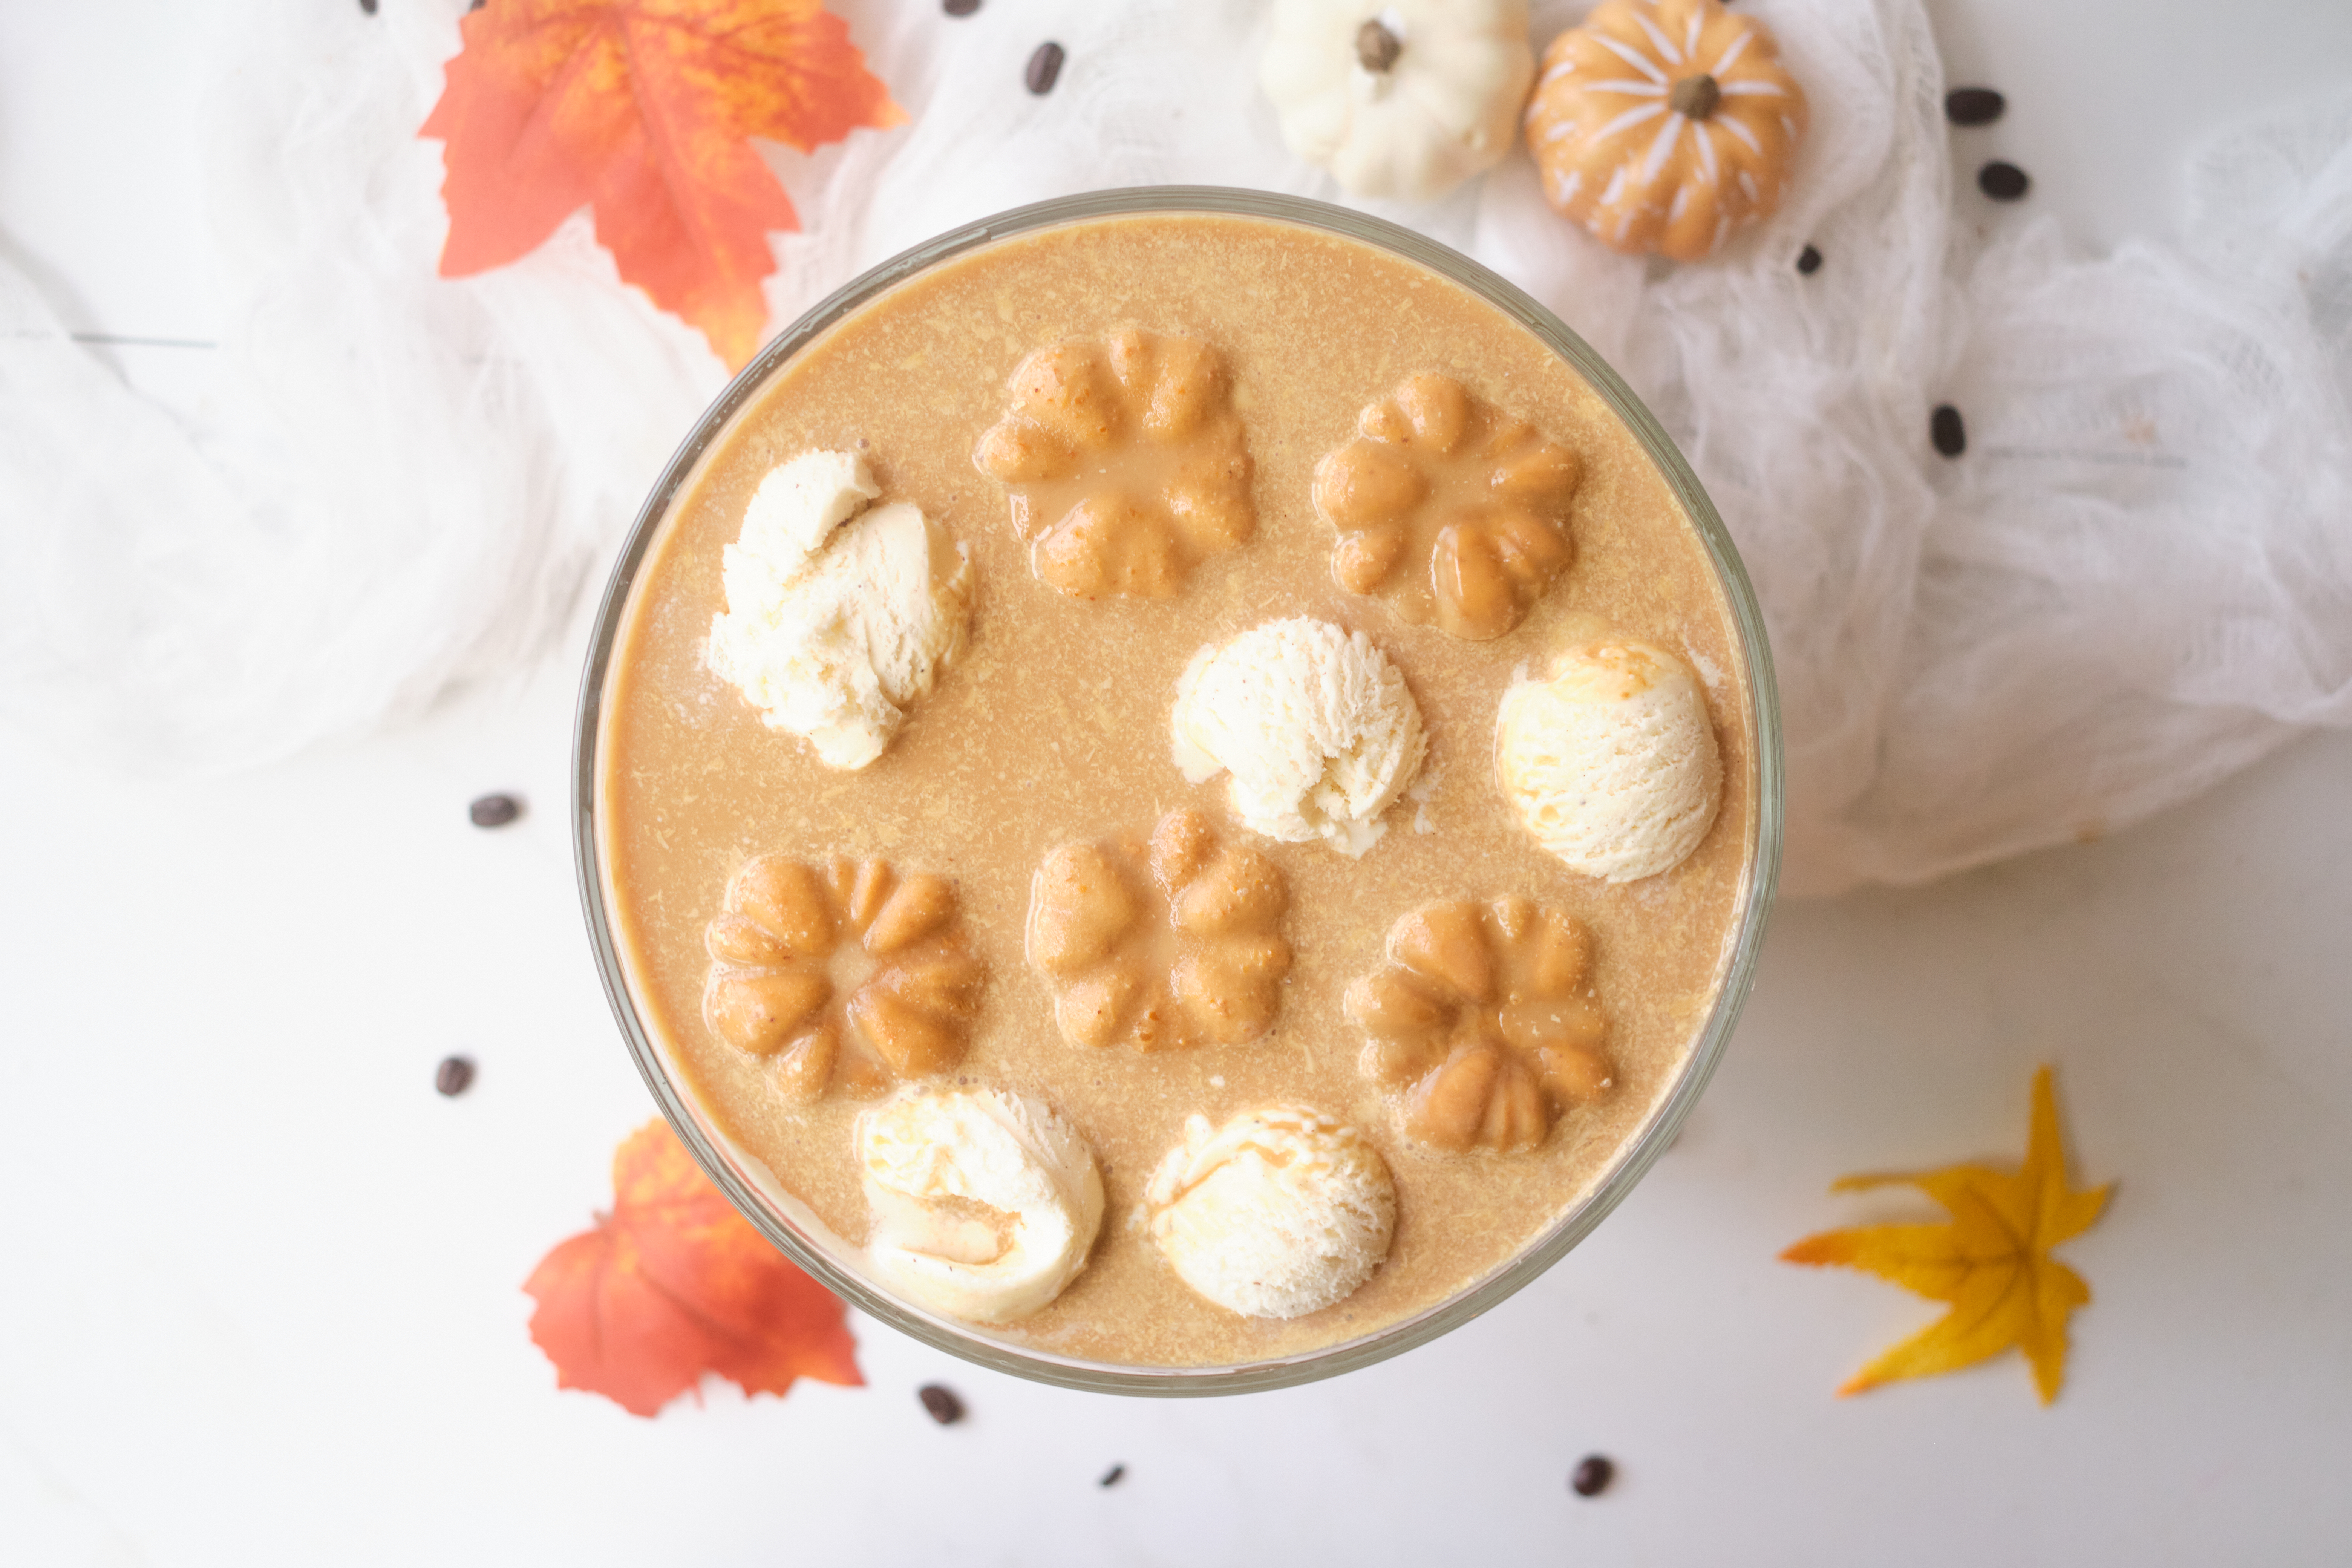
1260;0;1536;202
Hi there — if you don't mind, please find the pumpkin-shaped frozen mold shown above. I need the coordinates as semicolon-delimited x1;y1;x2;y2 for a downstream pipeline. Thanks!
1525;0;1807;261
704;856;985;1101
1027;810;1292;1051
1347;896;1612;1152
972;329;1254;600
1312;372;1580;641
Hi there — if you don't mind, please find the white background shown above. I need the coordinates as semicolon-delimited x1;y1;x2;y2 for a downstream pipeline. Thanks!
3;2;2350;1563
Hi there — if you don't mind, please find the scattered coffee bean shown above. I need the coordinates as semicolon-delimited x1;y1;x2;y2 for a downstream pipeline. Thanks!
1945;87;2006;127
1931;404;1967;458
469;792;522;828
943;0;980;14
1026;41;1066;96
1977;161;2030;202
435;1056;476;1097
917;1384;966;1424
359;0;378;14
1098;1463;1126;1488
1570;1454;1615;1497
1796;244;1822;276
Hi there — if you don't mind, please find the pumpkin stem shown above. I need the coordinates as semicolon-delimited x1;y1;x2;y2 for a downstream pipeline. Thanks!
1669;74;1722;120
1355;18;1402;74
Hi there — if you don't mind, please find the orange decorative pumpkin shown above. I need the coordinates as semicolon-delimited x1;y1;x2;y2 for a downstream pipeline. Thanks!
1524;0;1806;261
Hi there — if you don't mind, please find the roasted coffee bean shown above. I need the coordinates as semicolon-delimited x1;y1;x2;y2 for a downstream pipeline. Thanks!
1098;1463;1126;1488
1978;161;2030;201
1931;404;1966;458
1026;41;1066;95
469;792;522;828
359;0;378;14
943;0;980;14
1945;87;2006;126
917;1384;966;1424
1570;1454;1615;1496
1796;244;1822;276
435;1056;476;1097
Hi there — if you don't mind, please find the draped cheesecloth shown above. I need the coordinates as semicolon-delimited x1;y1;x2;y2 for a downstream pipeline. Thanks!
2;0;2346;894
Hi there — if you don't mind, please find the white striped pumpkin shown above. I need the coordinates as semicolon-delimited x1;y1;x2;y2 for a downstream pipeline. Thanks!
1525;0;1805;261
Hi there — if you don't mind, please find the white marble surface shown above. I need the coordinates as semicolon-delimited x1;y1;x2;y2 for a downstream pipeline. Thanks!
4;3;2350;1564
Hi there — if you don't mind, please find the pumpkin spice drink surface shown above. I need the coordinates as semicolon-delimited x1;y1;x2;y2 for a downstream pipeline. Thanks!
596;210;1760;1370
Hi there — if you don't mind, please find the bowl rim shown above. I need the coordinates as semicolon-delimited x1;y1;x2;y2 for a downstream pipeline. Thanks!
571;185;1784;1396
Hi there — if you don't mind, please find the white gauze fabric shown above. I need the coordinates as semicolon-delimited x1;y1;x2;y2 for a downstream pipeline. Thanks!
0;0;2346;894
0;0;722;773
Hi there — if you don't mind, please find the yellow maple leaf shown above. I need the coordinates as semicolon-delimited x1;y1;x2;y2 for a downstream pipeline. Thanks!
1781;1065;2113;1404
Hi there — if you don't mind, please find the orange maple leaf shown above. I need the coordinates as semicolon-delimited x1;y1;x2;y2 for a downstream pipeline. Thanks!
525;1118;863;1416
421;0;904;369
1781;1065;2114;1404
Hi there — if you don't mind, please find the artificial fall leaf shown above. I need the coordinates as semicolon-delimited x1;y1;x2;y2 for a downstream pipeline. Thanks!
524;1118;862;1416
421;0;904;368
1780;1066;2113;1404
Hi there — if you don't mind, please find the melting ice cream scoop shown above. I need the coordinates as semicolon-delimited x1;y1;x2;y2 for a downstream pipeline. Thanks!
1496;639;1723;882
1170;616;1426;857
1144;1105;1395;1320
858;1084;1104;1323
707;448;972;770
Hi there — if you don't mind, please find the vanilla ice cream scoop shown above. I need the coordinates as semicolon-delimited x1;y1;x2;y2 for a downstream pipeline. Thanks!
1144;1106;1395;1320
1496;639;1723;882
858;1085;1104;1324
1170;617;1426;857
708;449;973;770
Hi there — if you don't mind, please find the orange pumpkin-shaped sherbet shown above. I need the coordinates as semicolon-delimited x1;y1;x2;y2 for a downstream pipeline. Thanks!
1525;0;1805;261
